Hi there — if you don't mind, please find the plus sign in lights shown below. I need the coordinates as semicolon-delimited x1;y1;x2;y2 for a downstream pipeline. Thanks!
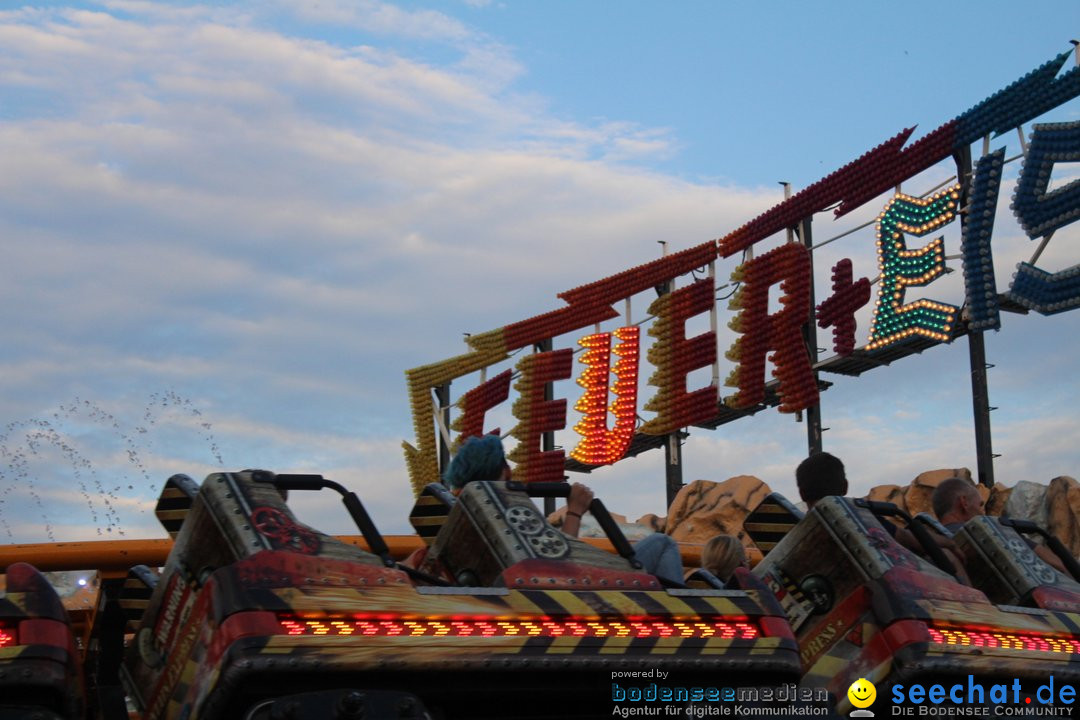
816;259;872;356
866;186;961;350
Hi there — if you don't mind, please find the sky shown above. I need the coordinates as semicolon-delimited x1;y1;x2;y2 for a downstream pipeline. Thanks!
1;0;1078;544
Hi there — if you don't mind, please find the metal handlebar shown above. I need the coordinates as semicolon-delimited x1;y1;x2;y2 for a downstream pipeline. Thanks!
254;472;450;586
264;472;393;565
854;498;958;578
1000;517;1080;582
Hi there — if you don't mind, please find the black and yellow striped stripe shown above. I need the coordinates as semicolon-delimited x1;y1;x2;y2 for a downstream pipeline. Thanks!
253;584;769;621
408;483;457;546
743;493;804;555
155;474;200;539
119;565;159;633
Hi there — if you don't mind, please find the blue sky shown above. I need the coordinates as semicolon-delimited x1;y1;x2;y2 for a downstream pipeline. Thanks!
1;0;1078;543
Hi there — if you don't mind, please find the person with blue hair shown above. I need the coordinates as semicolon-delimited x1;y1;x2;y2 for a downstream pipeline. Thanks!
442;434;512;490
443;434;684;585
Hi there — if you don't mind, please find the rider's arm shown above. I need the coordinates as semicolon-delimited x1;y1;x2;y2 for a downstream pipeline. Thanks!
562;482;594;538
1033;542;1069;574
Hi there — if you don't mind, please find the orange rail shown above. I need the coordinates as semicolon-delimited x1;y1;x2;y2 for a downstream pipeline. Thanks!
0;539;175;577
0;537;420;577
0;536;722;577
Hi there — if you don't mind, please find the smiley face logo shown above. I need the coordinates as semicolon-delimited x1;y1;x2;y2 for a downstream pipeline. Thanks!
847;677;876;709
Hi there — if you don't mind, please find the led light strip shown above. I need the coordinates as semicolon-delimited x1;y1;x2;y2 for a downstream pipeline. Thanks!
278;617;759;640
0;623;16;649
929;627;1080;654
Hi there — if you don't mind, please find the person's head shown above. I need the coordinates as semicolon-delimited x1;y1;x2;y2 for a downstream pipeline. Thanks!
442;434;511;491
701;535;747;582
795;452;848;508
931;477;985;524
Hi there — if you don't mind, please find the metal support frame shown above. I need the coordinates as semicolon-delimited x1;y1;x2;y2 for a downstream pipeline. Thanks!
653;275;684;507
955;144;996;487
86;576;130;720
435;383;451;477
664;432;683;508
967;332;996;487
797;216;824;455
535;338;557;517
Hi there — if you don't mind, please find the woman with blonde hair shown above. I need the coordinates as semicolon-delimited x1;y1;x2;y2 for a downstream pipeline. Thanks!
700;535;747;584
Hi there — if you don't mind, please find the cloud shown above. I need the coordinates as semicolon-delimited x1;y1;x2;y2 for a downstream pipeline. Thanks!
270;0;522;94
0;2;1077;547
282;0;474;44
0;0;748;540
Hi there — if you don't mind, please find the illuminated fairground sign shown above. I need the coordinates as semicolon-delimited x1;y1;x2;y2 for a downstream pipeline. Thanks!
403;46;1080;494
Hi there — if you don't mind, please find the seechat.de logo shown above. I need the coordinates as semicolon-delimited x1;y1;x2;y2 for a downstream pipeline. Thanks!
847;677;876;717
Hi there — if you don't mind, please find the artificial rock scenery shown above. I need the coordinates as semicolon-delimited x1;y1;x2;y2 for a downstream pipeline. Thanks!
865;470;1080;557
549;471;1080;559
